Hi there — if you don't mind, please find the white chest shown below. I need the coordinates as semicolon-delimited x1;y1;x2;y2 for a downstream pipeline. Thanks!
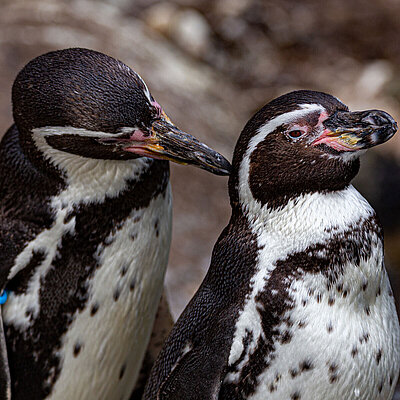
47;186;172;400
225;187;400;399
246;260;400;400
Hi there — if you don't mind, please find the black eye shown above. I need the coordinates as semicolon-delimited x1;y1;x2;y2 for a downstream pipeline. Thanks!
288;130;304;139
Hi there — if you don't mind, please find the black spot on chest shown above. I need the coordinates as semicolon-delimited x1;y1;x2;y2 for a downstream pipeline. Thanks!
328;362;339;384
291;392;301;400
90;303;99;316
73;342;82;357
119;363;126;380
113;287;121;301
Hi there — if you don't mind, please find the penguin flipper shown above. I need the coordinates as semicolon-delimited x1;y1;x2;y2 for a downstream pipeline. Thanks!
0;309;11;400
156;343;226;400
130;291;174;400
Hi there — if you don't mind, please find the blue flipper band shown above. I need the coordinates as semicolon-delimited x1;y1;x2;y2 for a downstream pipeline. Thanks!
0;290;8;305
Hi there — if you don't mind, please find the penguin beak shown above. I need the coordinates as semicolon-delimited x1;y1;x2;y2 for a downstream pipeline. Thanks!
122;117;231;175
312;109;397;151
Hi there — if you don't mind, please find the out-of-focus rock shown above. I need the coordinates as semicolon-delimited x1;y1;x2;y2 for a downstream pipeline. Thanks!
169;9;211;58
143;2;178;35
213;0;251;17
218;16;247;41
356;60;393;99
0;0;397;391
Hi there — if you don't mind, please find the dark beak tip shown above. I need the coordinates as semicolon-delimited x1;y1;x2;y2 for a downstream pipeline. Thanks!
375;115;398;143
214;166;232;176
191;146;232;175
223;161;233;175
217;154;233;175
364;110;397;129
205;157;232;176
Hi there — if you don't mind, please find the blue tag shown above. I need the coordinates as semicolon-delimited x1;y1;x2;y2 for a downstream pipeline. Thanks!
0;290;8;305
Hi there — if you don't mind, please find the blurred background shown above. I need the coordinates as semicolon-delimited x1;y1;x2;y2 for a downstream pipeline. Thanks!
1;0;400;390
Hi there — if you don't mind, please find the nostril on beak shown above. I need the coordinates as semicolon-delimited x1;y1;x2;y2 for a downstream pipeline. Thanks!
362;111;396;127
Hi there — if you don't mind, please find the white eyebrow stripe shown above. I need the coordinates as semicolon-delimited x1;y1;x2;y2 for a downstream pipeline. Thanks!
246;104;325;156
117;61;152;103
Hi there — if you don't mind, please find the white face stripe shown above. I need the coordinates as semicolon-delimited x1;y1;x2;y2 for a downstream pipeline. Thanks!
31;128;150;203
238;104;325;212
131;69;152;103
138;75;152;103
32;126;139;139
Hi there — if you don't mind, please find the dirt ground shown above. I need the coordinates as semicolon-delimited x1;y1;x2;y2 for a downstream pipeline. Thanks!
1;0;400;395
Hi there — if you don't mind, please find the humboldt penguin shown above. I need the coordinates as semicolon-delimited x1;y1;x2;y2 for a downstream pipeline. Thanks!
0;48;231;400
144;90;400;400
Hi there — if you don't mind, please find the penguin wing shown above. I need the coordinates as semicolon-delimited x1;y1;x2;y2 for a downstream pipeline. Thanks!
156;323;229;400
157;349;223;400
130;292;174;400
143;287;232;400
0;217;30;400
0;216;35;287
0;310;11;400
0;124;58;399
146;218;255;400
148;293;236;400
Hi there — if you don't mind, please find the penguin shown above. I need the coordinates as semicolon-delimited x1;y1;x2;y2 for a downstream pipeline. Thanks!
0;48;231;400
144;90;400;400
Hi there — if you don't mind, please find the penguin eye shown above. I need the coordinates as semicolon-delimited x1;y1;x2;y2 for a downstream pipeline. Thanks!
288;130;304;139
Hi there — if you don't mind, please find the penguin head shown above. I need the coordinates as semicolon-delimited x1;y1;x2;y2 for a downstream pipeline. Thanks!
12;48;231;175
230;90;397;209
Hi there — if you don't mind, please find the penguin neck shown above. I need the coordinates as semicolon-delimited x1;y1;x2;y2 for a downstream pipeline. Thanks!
234;184;384;309
238;185;375;244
